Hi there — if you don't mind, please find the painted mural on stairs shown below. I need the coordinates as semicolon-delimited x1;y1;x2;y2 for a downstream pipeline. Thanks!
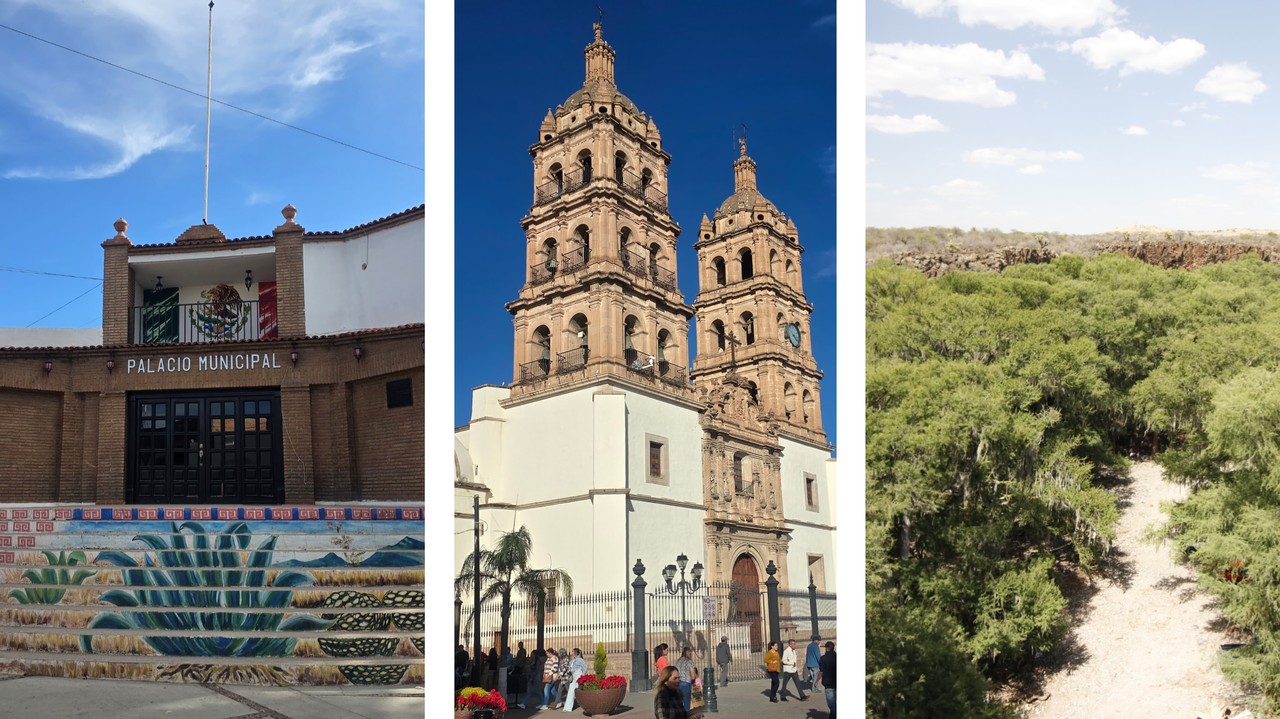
0;506;424;686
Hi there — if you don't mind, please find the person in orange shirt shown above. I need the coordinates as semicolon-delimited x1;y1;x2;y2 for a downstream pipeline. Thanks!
763;641;781;703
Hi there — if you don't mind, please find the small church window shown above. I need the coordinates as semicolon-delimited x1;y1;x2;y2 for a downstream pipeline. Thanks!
712;257;726;286
805;474;818;511
615;151;626;182
712;320;726;351
646;434;669;485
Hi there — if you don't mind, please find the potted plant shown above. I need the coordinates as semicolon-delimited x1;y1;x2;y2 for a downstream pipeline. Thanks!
454;687;507;718
574;644;628;716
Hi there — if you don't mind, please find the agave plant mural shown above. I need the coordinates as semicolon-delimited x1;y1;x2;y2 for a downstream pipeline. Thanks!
80;521;332;684
8;550;96;604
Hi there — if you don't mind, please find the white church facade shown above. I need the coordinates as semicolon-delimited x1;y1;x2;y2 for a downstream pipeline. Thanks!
454;21;836;612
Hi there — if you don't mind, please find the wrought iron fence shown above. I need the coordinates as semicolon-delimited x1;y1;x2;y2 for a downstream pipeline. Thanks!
455;575;836;690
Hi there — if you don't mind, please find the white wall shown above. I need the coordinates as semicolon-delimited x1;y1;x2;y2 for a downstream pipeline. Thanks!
780;438;838;590
0;328;102;347
303;216;424;334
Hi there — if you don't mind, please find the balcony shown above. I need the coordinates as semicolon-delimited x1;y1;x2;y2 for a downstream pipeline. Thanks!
132;300;274;344
520;358;551;383
556;346;589;374
621;249;678;292
532;167;668;212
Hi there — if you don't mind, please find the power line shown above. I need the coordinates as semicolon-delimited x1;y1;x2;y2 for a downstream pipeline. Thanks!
25;282;102;328
0;265;101;281
0;21;424;172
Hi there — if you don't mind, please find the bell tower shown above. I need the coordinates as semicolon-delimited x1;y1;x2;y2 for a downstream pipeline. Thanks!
690;139;826;445
505;21;694;399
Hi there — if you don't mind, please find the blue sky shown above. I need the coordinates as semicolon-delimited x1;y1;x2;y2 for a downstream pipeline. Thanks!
868;0;1280;233
454;0;840;440
0;1;423;330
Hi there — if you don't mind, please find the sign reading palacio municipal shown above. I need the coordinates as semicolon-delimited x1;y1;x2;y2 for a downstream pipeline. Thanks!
126;352;282;374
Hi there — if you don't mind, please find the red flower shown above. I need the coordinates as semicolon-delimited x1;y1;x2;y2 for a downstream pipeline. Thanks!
576;674;628;691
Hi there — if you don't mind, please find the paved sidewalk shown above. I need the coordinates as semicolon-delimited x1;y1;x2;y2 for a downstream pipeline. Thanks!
0;674;424;719
495;680;834;719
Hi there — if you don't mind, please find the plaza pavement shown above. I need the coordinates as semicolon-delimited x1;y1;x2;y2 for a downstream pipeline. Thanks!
0;674;424;719
499;679;835;719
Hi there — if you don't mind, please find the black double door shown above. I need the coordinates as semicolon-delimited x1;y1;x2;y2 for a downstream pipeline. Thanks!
128;390;284;504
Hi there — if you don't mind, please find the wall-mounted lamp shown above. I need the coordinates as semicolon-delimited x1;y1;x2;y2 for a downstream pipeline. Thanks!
43;359;53;374
290;344;299;366
155;275;164;291
244;269;253;291
353;344;364;362
106;354;116;373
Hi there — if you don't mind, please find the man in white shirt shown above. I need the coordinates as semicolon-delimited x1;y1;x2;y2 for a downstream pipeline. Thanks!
779;638;809;701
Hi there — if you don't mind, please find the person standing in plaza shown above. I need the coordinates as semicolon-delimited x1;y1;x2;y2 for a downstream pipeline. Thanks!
674;646;696;712
805;635;822;687
554;647;572;708
528;645;545;709
485;646;499;690
654;642;670;674
764;641;781;703
510;642;527;709
780;638;808;701
715;636;732;686
454;644;469;689
539;647;559;709
562;647;588;712
654;665;689;719
816;641;836;718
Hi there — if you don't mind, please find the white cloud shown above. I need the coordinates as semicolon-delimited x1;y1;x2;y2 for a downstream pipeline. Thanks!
1018;164;1045;175
867;42;1044;107
1120;125;1148;135
1069;28;1204;75
931;178;991;197
4;108;191;180
867;114;948;133
0;1;422;180
1202;162;1270;182
1178;101;1207;113
888;0;1122;33
1196;63;1266;103
1171;119;1185;127
1202;113;1223;120
964;147;1083;167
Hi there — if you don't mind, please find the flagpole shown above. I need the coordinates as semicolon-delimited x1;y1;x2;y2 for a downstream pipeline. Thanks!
203;1;214;224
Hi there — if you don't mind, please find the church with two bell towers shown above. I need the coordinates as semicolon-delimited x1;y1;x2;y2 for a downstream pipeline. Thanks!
454;21;836;609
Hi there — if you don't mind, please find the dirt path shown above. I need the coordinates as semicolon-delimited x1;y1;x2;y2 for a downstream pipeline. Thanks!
1027;461;1243;718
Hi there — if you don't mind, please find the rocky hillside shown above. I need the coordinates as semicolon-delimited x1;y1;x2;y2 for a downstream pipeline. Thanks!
867;226;1280;277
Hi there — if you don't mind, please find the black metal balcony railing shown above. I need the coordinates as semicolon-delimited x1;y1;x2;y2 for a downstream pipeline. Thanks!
556;346;589;374
535;167;587;205
560;246;587;272
133;300;268;344
616;168;668;212
520;358;552;383
533;166;669;212
658;365;687;388
621;249;678;292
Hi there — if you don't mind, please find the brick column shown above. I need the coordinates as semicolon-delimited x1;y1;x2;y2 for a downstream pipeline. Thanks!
96;391;127;504
273;204;307;338
280;384;315;504
101;219;133;345
57;391;84;502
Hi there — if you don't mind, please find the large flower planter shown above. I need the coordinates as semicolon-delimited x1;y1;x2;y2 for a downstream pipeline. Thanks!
575;685;628;716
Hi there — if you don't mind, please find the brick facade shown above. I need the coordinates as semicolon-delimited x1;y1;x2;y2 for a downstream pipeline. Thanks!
0;205;425;506
0;327;423;503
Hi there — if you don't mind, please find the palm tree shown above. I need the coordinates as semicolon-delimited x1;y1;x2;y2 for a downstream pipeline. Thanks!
456;525;573;659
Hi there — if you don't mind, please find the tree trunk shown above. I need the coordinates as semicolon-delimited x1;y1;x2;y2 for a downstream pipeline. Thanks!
899;513;911;561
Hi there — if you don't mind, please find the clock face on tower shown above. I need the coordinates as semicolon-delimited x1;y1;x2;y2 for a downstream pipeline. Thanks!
785;323;801;347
